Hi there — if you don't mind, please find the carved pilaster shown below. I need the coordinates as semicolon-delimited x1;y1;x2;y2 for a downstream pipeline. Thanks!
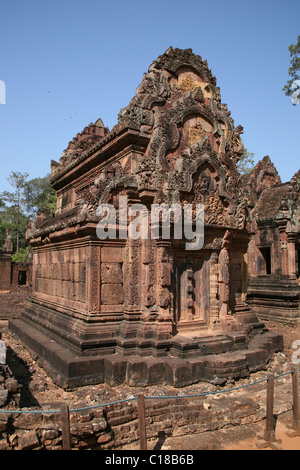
287;233;297;277
218;236;230;317
124;238;142;319
86;242;100;313
156;242;172;321
277;220;289;275
241;252;248;301
209;251;219;329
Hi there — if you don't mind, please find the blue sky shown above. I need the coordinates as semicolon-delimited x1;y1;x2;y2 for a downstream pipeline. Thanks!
0;0;299;195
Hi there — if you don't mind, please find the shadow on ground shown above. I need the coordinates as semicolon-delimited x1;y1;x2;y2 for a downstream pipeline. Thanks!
6;345;40;408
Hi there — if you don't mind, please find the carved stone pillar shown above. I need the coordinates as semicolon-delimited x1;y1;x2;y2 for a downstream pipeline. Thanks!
209;251;219;329
124;238;141;318
86;242;101;313
287;233;297;277
277;220;289;275
157;243;172;318
241;252;248;302
141;238;156;315
218;238;230;317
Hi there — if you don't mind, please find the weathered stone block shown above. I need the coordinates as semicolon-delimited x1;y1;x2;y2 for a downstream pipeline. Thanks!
146;358;166;385
79;264;86;283
0;389;8;407
73;263;80;283
17;430;39;450
125;358;148;386
164;358;192;387
101;283;124;305
101;247;123;263
97;432;113;445
187;358;205;382
4;377;19;394
124;357;165;386
40;429;60;443
244;348;268;372
101;263;123;283
104;355;127;386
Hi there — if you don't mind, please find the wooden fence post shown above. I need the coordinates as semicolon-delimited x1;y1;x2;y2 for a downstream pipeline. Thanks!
137;393;147;450
287;365;300;437
256;374;282;450
265;374;276;442
60;403;71;450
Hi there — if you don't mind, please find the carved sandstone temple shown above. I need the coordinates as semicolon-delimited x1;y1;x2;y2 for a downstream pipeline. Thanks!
245;160;300;324
10;48;287;388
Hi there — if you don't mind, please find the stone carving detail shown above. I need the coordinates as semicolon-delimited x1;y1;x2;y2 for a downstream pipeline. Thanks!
77;161;125;218
61;48;247;221
179;74;201;92
188;123;206;145
118;106;154;132
51;119;109;181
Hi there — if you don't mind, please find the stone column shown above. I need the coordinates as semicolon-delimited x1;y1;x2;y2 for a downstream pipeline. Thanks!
123;238;141;319
209;251;219;329
141;238;156;314
86;242;101;313
218;237;230;318
287;233;297;277
277;220;289;275
241;252;248;302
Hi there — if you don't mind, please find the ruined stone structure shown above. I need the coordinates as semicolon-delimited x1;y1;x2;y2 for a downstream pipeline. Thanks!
245;158;300;324
10;48;285;388
0;229;32;293
11;261;32;289
0;230;13;294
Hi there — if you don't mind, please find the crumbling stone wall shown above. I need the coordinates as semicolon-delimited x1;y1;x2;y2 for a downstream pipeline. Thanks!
0;253;12;294
0;392;264;450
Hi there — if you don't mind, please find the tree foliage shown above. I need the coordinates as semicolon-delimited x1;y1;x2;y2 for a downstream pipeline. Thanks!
0;171;56;254
23;174;57;217
236;147;255;175
0;197;7;249
283;35;300;103
0;171;29;252
0;204;28;252
11;246;30;263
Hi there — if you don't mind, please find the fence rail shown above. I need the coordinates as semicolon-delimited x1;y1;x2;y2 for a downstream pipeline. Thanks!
0;366;299;450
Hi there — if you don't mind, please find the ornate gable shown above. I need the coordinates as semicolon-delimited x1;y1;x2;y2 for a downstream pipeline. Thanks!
41;48;250;235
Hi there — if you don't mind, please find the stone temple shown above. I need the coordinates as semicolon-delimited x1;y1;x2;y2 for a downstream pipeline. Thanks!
10;48;299;389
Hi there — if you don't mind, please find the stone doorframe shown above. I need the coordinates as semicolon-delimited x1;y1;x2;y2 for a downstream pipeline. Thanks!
174;251;211;331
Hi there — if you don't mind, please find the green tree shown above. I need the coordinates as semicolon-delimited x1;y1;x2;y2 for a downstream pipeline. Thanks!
0;171;57;253
23;174;56;217
0;197;7;250
11;246;30;263
0;204;28;253
0;171;29;252
237;148;255;175
283;35;300;100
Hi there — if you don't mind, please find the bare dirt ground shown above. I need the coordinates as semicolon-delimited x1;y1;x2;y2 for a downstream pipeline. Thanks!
1;288;300;451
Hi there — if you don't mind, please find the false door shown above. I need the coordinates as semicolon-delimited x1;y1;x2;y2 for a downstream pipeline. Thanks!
176;255;210;329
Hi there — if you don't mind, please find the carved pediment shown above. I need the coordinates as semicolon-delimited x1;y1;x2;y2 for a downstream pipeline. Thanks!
48;48;250;233
176;67;213;99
